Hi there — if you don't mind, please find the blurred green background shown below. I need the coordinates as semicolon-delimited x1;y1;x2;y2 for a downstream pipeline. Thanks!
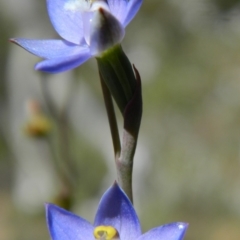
1;0;240;239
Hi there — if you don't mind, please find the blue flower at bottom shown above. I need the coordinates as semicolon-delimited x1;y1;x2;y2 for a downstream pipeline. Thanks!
46;182;188;240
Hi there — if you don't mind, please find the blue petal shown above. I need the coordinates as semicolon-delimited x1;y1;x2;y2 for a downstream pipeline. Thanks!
47;0;85;44
35;48;91;73
137;222;188;240
45;203;95;240
107;0;128;24
10;38;86;59
107;0;143;27
123;0;143;27
94;182;141;240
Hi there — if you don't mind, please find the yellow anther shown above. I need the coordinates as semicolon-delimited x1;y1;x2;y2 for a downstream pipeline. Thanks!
94;226;119;240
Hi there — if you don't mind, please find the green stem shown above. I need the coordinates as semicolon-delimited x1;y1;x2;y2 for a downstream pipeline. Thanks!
116;66;142;203
100;72;121;159
97;45;142;203
100;72;133;202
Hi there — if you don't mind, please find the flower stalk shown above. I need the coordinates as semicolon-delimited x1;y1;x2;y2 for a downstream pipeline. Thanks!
98;45;142;202
116;65;142;202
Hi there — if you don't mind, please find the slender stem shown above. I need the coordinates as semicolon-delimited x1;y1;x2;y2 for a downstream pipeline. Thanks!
99;72;121;159
116;66;142;203
57;110;77;185
39;73;75;209
100;72;133;201
39;74;77;180
39;74;63;173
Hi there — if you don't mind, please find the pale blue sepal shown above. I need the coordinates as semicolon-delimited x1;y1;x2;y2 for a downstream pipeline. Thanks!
35;49;91;73
10;38;88;59
107;0;143;27
107;0;128;24
94;182;141;240
138;222;188;240
47;0;88;44
123;0;143;27
45;203;95;240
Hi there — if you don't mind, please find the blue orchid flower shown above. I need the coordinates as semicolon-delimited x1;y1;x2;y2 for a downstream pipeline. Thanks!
46;182;188;240
10;0;143;73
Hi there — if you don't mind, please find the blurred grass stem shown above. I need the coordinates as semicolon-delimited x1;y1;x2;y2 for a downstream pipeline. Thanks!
39;73;77;209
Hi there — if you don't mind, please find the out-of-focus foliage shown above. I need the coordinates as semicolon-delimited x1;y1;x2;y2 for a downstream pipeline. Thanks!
213;0;240;12
1;0;240;239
